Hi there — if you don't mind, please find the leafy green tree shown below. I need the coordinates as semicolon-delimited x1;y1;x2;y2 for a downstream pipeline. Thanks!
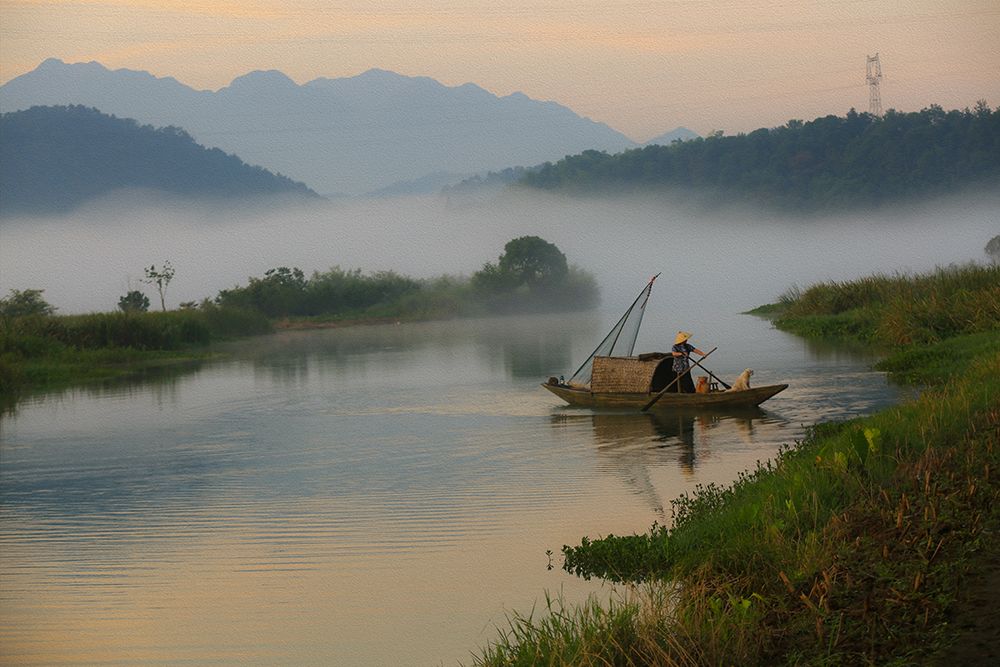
471;236;596;312
118;290;150;312
142;261;175;312
216;267;307;317
0;288;56;318
471;260;518;293
987;234;1000;263
497;236;569;288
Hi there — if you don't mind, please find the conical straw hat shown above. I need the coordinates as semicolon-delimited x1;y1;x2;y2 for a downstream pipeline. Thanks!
674;331;692;344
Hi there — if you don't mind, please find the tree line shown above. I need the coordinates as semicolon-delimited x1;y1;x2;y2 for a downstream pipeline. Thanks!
211;236;597;319
1;236;598;322
520;103;1000;210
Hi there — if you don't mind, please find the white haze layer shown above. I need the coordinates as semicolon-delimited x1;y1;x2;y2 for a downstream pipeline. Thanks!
1;189;997;317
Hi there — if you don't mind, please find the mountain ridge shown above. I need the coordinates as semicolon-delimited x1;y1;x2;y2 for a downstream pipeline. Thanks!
1;59;644;195
0;105;317;216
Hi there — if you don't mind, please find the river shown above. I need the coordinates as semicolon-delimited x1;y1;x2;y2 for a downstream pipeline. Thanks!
4;190;994;663
1;307;900;665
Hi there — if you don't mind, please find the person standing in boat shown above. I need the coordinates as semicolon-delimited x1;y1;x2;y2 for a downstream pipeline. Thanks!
671;331;706;393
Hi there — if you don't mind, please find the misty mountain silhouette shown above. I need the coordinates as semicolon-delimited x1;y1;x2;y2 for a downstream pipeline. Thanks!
643;127;699;146
0;105;317;216
0;59;638;195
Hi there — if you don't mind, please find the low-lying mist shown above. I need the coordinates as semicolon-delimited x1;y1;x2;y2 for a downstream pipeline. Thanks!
2;188;997;317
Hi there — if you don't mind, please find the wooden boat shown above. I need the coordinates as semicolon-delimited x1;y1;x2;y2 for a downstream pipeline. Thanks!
542;276;788;411
542;354;787;409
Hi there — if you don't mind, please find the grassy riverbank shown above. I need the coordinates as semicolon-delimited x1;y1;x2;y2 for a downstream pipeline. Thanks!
0;306;271;399
473;264;1000;665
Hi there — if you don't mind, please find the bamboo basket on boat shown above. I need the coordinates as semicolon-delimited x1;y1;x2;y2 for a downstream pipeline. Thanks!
591;356;666;394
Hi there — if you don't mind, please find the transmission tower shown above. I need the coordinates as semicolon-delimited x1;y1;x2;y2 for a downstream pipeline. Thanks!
866;53;883;116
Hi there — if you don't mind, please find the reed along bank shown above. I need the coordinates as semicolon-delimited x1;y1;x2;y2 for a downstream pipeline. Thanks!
0;306;272;401
474;262;1000;666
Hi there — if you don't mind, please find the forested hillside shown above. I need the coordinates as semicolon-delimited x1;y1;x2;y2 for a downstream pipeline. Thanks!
522;104;1000;210
0;105;317;215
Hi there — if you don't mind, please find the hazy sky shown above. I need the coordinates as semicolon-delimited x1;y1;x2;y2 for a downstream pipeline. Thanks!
1;1;998;140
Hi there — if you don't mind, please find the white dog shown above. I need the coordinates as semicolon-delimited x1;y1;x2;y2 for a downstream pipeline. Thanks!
727;368;753;392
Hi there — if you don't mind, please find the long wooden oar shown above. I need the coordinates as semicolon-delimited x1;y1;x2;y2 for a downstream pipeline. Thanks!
641;346;717;412
687;356;732;390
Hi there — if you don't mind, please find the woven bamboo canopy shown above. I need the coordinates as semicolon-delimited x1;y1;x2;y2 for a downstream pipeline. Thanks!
590;354;675;394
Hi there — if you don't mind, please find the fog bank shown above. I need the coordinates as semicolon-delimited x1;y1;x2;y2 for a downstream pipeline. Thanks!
1;189;997;317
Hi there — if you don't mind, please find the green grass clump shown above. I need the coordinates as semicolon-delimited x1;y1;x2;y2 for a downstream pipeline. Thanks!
0;306;271;396
473;593;659;667
876;329;1000;385
770;263;1000;345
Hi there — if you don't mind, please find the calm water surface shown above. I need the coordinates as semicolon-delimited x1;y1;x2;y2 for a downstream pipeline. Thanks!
1;310;899;665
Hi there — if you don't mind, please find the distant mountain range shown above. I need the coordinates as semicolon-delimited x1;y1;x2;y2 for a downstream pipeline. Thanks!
0;105;316;216
0;59;696;196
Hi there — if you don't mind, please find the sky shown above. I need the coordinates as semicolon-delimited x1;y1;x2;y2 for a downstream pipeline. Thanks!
1;1;999;141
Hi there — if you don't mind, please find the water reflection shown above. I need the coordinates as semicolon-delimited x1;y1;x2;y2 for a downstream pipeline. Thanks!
0;359;201;419
215;312;592;385
550;407;791;519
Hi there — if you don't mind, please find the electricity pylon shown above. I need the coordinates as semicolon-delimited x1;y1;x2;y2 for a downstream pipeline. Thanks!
866;53;883;116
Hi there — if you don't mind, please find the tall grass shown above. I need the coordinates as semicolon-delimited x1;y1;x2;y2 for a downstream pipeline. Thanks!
772;263;1000;345
0;306;270;395
2;306;269;353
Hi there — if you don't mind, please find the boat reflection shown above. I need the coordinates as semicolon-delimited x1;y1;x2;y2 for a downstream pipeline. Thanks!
550;407;785;518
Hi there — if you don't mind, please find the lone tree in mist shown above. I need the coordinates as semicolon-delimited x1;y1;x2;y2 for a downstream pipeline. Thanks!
498;236;569;288
472;236;596;312
474;236;569;294
986;235;1000;264
142;261;175;312
118;290;150;313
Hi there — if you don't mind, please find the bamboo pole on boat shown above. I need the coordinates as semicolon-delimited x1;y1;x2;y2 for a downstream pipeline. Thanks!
641;347;718;411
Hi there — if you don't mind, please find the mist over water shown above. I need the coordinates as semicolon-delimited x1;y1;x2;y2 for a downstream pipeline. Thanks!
2;189;997;315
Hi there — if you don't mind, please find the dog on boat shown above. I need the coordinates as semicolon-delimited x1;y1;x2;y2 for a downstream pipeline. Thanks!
727;368;753;392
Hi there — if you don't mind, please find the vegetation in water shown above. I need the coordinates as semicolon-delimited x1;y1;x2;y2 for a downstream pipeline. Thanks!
520;103;1000;211
472;262;1000;665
